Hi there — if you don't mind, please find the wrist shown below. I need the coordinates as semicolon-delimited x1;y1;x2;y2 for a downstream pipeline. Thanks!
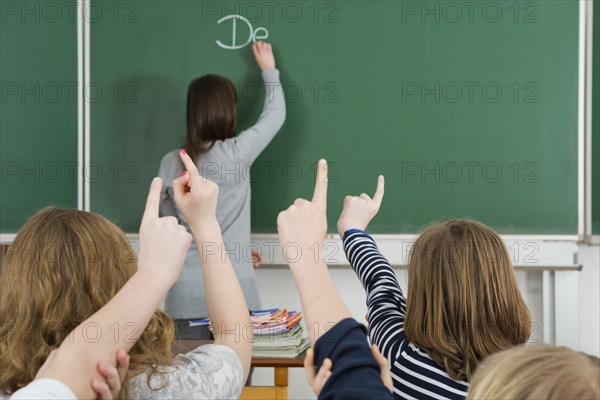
283;240;326;266
342;228;364;240
189;217;220;238
337;222;350;238
189;217;219;232
131;269;174;296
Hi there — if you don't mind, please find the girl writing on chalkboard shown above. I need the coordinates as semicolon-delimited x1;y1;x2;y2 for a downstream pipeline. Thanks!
158;41;285;324
336;180;532;399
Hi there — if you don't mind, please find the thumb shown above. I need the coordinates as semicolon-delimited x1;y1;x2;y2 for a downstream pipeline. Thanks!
173;171;190;203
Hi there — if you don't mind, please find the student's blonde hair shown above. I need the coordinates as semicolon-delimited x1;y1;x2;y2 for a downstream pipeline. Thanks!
0;208;174;396
404;219;531;381
468;344;600;399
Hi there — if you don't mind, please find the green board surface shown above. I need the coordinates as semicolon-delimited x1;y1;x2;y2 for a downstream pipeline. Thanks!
90;0;579;234
1;5;78;232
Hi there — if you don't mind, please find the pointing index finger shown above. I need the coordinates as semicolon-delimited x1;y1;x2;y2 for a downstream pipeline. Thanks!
179;149;199;176
142;177;162;221
373;175;385;205
312;159;328;205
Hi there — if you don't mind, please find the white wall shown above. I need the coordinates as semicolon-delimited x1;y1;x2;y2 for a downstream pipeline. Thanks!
253;242;599;400
577;244;600;356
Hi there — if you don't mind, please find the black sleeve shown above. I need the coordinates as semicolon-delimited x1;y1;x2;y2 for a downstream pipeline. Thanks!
313;318;395;400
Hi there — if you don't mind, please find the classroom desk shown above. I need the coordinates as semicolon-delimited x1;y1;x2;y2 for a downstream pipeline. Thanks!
173;340;305;400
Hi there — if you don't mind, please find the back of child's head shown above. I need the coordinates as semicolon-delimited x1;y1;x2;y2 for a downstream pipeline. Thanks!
186;74;238;162
468;344;600;399
0;207;174;395
404;219;531;381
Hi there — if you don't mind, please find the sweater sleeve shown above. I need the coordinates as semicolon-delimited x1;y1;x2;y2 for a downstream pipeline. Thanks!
313;318;394;400
230;68;286;163
157;152;178;218
342;230;407;367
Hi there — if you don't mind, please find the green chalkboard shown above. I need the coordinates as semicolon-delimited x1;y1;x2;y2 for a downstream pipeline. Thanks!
593;0;599;236
0;6;78;233
90;0;579;234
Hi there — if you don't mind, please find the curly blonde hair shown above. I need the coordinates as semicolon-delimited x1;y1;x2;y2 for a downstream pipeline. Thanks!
0;208;174;396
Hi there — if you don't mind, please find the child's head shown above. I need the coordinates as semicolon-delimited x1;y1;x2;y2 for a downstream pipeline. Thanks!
0;207;174;394
468;344;600;399
186;74;238;162
404;219;531;381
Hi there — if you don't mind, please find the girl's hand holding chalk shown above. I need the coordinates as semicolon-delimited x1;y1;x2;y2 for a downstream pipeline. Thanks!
138;177;192;287
252;41;275;71
336;175;385;238
173;149;220;230
277;159;328;264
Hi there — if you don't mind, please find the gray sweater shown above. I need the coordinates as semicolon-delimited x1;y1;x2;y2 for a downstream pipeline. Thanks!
158;68;285;319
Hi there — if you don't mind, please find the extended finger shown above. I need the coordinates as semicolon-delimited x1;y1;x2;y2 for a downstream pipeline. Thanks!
179;149;200;176
142;177;162;222
312;159;328;206
373;175;385;205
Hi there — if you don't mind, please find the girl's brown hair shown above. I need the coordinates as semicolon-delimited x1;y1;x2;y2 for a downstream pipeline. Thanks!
0;208;174;395
404;219;531;381
468;344;600;399
186;74;238;163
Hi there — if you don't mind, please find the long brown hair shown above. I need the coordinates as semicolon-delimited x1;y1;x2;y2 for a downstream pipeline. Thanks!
468;344;600;399
404;219;531;381
0;208;174;395
186;74;237;163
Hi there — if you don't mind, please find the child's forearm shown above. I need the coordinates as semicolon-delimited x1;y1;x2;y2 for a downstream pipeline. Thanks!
48;271;169;398
288;260;351;346
191;220;253;378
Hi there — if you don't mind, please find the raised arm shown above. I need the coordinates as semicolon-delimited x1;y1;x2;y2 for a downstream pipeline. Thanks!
173;149;252;380
233;42;286;162
337;178;407;364
15;178;192;399
276;160;351;346
277;160;393;399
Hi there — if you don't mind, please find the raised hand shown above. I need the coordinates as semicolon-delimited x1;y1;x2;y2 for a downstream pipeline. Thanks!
336;175;385;237
276;159;328;264
252;41;275;71
173;149;219;230
138;177;192;287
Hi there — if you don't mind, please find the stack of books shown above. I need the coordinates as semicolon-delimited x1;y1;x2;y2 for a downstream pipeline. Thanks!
189;308;310;358
251;308;310;358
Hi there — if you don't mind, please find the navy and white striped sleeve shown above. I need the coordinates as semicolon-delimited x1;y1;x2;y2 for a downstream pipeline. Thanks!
342;229;407;364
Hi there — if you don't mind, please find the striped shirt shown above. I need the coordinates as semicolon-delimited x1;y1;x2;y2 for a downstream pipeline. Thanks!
343;230;470;400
